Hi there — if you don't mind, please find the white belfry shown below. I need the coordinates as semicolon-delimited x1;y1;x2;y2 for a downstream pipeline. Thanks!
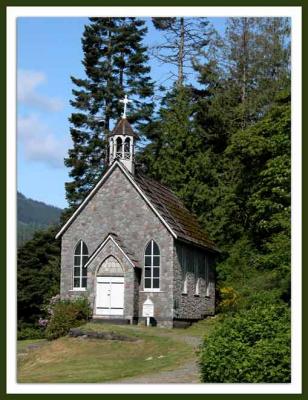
120;95;132;119
108;100;137;174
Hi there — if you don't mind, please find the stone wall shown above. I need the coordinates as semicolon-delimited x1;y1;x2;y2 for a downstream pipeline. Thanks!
85;237;138;321
60;165;174;326
172;241;215;320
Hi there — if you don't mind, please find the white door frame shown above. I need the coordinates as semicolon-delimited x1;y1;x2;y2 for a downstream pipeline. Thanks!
95;276;124;316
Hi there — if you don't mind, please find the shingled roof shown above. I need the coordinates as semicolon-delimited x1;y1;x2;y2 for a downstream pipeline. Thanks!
133;171;218;252
56;161;218;252
108;118;138;138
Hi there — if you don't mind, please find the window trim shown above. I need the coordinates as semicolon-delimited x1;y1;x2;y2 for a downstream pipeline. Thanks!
73;240;88;289
144;240;160;292
195;277;201;296
116;136;123;158
124;137;130;157
182;273;188;294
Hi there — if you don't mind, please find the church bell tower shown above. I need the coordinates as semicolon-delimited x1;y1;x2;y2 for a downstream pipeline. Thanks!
108;95;137;174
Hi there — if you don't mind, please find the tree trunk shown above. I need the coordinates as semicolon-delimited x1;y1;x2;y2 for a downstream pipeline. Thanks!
241;18;248;129
241;18;247;105
177;17;185;87
105;20;113;131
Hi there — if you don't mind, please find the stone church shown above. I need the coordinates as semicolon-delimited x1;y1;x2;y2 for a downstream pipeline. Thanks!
56;105;218;327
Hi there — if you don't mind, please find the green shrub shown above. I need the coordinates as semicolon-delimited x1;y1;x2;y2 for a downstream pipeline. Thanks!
45;297;91;340
217;286;240;313
17;324;45;340
199;303;290;383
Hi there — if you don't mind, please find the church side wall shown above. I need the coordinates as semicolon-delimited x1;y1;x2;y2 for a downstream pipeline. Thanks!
60;167;174;327
173;241;215;321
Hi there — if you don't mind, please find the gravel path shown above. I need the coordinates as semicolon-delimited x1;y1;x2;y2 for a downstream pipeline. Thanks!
112;360;200;384
110;334;202;384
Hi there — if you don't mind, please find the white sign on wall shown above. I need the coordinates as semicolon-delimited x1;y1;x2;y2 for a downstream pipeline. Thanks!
142;297;154;317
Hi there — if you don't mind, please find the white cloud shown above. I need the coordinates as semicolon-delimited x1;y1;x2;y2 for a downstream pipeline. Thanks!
18;114;70;168
18;70;64;112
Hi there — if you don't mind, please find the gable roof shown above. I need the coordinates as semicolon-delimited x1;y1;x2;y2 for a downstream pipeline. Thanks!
55;161;218;252
84;233;139;269
55;161;177;240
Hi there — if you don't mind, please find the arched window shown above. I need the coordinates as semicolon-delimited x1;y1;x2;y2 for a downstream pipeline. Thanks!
183;273;188;294
124;137;130;159
73;240;89;288
144;240;160;291
195;278;201;296
116;137;122;158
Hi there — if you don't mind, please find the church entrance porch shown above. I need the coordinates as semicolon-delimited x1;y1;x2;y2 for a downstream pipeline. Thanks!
95;255;125;317
85;233;140;323
95;276;124;316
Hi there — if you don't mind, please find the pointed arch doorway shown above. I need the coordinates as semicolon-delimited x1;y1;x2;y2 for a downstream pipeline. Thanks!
95;256;124;316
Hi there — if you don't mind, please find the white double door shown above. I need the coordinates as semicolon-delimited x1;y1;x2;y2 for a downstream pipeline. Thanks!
96;276;124;316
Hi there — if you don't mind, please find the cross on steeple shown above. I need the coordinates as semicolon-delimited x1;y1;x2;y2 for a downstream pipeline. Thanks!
119;95;132;119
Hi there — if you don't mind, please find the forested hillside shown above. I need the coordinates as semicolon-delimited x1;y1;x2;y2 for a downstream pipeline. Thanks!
17;16;291;383
17;192;62;246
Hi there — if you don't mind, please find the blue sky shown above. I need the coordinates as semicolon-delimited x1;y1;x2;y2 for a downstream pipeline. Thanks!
17;17;226;209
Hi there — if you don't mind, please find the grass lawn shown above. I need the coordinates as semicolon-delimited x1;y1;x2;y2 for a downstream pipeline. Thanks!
17;338;46;353
17;317;218;383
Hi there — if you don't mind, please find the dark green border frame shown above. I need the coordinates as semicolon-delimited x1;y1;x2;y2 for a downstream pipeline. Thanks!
2;0;306;399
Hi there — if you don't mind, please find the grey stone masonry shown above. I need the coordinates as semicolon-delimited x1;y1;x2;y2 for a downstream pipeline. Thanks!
60;165;174;326
172;242;215;320
86;237;138;321
59;162;216;327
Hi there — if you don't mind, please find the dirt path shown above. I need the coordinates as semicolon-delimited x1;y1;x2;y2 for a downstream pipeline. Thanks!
110;334;202;384
112;360;200;384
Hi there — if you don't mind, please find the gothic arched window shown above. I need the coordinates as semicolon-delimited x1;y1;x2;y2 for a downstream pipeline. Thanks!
73;240;89;289
124;137;130;159
183;273;188;294
144;240;160;291
116;137;122;158
195;278;201;296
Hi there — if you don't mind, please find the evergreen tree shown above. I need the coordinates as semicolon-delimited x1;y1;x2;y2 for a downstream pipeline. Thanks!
254;17;291;113
141;18;291;305
17;226;61;325
222;17;260;130
65;17;154;207
143;87;196;188
214;90;291;303
221;17;290;130
151;17;217;87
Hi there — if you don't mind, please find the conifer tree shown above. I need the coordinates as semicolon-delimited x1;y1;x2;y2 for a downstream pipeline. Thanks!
221;17;290;130
151;17;217;87
254;17;291;112
65;17;154;207
17;226;61;325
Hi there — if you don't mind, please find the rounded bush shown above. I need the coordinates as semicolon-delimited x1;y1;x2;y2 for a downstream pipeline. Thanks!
199;303;290;383
45;297;91;340
17;325;45;340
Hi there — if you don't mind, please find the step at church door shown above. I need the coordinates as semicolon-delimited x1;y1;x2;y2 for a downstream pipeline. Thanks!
96;276;124;316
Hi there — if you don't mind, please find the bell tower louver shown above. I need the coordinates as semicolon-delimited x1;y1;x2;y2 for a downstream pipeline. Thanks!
108;117;137;174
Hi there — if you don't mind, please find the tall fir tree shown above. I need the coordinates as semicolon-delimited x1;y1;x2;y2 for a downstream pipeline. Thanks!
222;17;260;130
65;17;154;207
17;226;61;325
151;17;218;87
141;17;291;296
253;17;291;113
220;17;290;131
